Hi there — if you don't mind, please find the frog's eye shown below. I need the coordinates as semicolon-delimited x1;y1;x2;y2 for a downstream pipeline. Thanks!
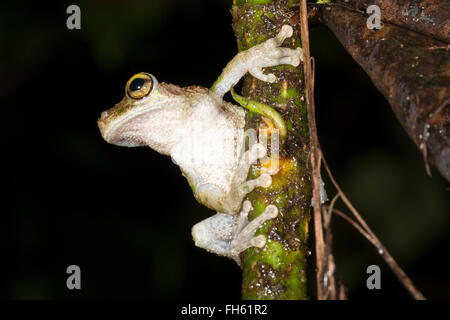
126;73;154;99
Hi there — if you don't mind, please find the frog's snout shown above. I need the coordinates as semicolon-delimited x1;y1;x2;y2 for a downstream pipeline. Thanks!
97;111;110;139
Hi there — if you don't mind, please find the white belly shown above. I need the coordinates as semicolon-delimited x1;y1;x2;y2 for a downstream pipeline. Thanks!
170;97;246;196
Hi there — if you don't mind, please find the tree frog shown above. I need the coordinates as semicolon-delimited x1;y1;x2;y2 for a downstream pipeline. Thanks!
98;25;302;265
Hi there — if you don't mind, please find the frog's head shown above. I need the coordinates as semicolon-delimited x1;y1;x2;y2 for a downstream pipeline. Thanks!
98;72;184;150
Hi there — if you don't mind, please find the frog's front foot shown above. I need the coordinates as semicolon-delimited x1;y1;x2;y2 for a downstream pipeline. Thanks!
245;25;303;83
237;143;272;193
210;24;303;98
230;200;278;266
225;142;272;213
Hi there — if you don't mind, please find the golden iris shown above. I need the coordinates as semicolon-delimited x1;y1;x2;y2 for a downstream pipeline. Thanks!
126;73;153;99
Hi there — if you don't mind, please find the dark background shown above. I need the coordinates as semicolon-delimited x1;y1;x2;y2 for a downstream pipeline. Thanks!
2;0;448;299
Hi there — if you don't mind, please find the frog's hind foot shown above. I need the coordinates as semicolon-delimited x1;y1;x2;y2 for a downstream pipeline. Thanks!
191;200;278;266
231;200;278;266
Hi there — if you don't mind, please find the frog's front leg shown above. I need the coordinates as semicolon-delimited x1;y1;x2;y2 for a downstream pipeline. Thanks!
228;143;272;212
192;201;278;266
210;25;303;99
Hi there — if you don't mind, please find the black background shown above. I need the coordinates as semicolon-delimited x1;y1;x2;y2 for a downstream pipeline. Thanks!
2;0;449;299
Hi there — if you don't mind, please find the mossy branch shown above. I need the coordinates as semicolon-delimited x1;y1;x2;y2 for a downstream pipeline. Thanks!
232;0;312;300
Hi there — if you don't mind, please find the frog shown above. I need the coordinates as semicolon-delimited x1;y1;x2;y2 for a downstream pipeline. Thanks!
98;25;303;266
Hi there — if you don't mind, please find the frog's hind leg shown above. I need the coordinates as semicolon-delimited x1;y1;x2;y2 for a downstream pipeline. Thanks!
191;213;235;258
191;200;278;266
194;142;271;215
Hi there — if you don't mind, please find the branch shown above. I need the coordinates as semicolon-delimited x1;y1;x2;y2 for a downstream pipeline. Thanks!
232;0;311;300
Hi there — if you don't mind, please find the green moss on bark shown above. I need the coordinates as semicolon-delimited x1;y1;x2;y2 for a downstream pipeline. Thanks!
232;0;312;300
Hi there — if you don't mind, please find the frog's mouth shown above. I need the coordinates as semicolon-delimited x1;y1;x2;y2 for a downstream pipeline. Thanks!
98;110;149;148
98;102;173;148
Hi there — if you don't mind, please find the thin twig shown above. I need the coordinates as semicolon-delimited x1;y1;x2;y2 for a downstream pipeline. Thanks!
321;156;426;300
323;206;373;244
299;0;326;300
300;0;424;301
322;205;340;300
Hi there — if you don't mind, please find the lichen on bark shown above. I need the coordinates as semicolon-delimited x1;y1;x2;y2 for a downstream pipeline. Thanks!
232;0;312;300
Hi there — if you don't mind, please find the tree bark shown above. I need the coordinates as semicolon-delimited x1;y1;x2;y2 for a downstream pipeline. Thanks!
319;4;450;181
232;0;311;300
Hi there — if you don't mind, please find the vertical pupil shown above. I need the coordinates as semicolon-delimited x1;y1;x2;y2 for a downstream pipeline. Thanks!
130;78;146;91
